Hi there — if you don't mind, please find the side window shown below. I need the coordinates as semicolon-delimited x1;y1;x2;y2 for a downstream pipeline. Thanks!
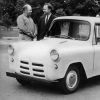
61;22;69;36
95;24;100;43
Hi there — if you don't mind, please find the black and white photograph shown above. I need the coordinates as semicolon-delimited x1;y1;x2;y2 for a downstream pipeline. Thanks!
1;0;100;100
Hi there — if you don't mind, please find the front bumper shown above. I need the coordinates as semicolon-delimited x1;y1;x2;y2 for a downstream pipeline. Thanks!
6;72;60;82
6;72;17;78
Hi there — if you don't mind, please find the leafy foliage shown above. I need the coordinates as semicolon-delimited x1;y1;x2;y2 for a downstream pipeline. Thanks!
0;0;100;26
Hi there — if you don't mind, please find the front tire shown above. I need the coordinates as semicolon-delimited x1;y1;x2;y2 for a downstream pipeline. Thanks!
60;67;80;94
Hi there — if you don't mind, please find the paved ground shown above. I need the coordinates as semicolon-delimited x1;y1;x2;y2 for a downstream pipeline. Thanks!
0;40;100;100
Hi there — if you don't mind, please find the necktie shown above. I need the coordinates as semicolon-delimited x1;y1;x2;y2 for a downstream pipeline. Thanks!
45;15;48;24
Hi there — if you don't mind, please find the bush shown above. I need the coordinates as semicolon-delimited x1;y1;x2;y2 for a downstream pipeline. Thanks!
2;13;12;29
1;0;100;26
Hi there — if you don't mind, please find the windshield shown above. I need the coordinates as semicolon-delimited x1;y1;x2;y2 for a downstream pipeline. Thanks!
48;20;90;41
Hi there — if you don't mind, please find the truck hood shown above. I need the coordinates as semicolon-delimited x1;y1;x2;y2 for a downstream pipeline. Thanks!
10;38;89;57
11;38;88;49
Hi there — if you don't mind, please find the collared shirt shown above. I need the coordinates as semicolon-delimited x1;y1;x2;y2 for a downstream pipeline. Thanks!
17;14;37;36
45;13;51;24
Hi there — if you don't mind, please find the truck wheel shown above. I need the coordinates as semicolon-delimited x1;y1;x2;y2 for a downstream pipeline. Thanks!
16;78;30;86
60;67;80;94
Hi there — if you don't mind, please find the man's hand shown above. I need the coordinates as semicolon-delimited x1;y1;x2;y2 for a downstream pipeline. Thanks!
19;29;36;39
28;32;33;37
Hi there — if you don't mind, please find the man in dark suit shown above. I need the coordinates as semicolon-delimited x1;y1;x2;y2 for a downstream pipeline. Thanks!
37;3;56;40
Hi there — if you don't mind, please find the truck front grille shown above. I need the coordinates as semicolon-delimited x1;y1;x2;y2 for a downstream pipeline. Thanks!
20;60;45;79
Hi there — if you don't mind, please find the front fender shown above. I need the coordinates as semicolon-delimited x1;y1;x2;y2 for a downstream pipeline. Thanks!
56;46;94;79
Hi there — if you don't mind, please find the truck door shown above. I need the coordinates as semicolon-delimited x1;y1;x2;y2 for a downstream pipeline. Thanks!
94;24;100;75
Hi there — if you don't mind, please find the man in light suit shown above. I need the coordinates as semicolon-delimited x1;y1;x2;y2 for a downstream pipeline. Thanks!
37;3;56;40
17;4;37;41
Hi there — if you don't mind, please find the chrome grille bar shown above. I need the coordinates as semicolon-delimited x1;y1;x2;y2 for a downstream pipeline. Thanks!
20;61;29;64
33;69;44;72
20;71;30;75
33;74;45;77
32;63;43;67
20;66;29;70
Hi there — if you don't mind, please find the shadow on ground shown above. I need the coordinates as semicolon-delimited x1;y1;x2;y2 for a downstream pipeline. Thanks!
15;75;100;95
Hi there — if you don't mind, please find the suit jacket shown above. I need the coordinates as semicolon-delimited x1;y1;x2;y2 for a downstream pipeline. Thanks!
37;14;56;40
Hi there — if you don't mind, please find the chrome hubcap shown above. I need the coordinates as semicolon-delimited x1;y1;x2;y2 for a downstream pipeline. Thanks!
66;71;78;89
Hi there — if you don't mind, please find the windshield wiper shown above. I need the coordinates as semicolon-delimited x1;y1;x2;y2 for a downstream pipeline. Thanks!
63;35;74;39
54;35;61;38
59;35;74;39
50;35;74;39
49;35;61;38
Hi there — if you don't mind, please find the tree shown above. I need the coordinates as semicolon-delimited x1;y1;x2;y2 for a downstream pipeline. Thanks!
1;0;100;26
15;0;26;16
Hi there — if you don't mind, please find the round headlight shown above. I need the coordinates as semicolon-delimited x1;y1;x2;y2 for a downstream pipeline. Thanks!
50;49;59;61
8;45;14;55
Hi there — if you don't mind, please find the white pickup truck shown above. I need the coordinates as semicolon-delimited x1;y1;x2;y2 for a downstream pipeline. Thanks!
6;16;100;94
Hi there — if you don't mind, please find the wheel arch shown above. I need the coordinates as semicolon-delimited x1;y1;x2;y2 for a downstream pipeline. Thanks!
59;62;87;94
66;62;87;81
